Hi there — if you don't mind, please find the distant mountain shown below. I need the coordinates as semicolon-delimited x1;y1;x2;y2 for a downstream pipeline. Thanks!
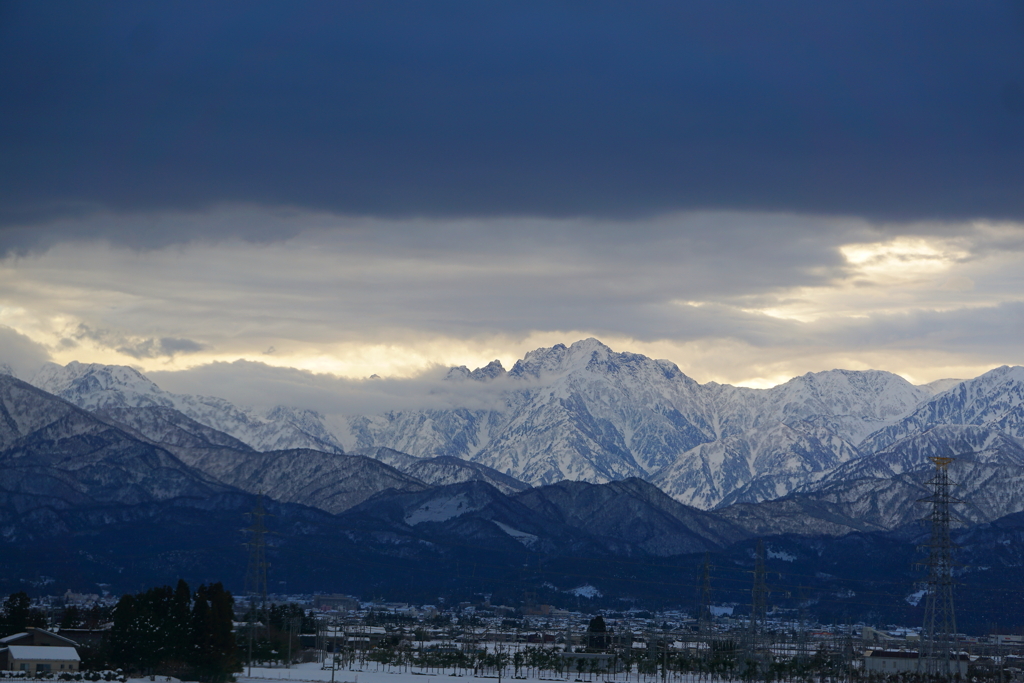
95;405;256;452
23;344;1024;519
0;374;230;539
860;365;1024;453
513;478;747;555
336;340;930;507
31;361;345;454
339;478;741;558
90;408;436;515
172;448;429;514
354;447;530;496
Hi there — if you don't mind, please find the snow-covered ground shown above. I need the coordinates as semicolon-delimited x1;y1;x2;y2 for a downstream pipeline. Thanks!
240;661;660;683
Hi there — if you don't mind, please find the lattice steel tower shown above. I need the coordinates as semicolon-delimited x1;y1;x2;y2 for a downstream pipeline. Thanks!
918;456;961;678
748;540;768;655
244;493;270;675
698;553;713;638
244;493;270;610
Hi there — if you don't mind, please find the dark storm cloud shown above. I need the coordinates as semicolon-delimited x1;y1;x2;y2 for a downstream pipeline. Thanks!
0;326;51;378
2;0;1024;249
65;323;207;359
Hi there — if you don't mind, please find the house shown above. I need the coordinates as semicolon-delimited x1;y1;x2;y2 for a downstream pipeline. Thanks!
0;627;82;674
0;627;80;649
0;645;81;674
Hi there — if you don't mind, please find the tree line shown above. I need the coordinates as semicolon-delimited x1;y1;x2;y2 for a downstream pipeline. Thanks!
102;580;237;683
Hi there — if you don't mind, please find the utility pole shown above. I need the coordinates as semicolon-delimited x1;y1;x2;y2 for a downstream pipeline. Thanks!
331;616;339;683
918;456;961;679
244;493;270;677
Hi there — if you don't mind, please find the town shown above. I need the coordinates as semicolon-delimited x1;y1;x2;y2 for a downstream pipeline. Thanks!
2;587;1022;683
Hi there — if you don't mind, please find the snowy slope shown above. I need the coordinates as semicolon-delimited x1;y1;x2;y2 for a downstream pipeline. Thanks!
0;375;230;533
26;342;995;511
335;340;930;507
172;447;428;514
860;365;1024;452
719;457;1024;536
31;361;345;454
351;448;530;495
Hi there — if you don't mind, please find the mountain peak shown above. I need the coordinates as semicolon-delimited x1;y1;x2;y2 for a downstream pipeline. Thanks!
509;338;618;378
31;361;165;411
470;359;506;381
445;359;506;382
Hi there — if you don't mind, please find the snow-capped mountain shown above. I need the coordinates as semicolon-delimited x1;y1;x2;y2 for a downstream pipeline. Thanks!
0;374;230;536
31;361;345;454
172;447;428;514
24;341;1020;513
335;339;931;507
339;447;530;496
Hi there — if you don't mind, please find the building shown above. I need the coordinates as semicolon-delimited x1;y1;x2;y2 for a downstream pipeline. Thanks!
0;627;80;649
863;649;969;677
0;645;81;674
314;594;359;612
0;627;82;674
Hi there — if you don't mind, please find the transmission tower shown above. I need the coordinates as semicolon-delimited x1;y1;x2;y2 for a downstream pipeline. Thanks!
918;456;961;678
795;586;808;671
696;557;712;663
698;553;713;637
244;493;270;675
751;540;768;646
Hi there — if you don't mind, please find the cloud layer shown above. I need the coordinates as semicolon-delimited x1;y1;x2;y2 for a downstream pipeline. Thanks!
2;210;1023;391
3;4;1024;398
2;0;1024;248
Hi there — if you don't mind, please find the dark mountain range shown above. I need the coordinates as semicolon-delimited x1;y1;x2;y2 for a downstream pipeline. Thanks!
4;360;1024;631
0;375;229;535
513;478;748;555
354;447;530;495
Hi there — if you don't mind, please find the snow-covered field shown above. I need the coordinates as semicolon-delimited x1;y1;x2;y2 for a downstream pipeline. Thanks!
239;662;645;683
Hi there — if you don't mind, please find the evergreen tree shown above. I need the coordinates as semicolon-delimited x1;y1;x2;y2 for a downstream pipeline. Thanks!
586;616;608;651
60;605;83;629
106;593;141;669
170;579;193;664
191;583;238;683
0;592;46;636
104;581;238;682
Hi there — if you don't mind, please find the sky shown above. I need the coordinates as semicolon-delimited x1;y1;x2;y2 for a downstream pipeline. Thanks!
2;1;1024;402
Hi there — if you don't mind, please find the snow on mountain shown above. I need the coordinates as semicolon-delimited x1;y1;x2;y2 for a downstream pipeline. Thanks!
336;339;719;487
0;375;230;532
720;457;1024;536
512;478;747;555
172;447;428;514
860;365;1024;453
350;447;530;495
336;340;929;508
31;361;345;454
826;424;1024;482
25;343;991;511
653;420;861;509
95;405;255;452
758;369;932;445
920;378;965;396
